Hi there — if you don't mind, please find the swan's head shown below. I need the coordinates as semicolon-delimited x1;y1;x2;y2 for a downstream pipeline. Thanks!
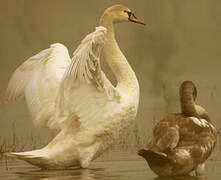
180;81;197;101
101;4;145;25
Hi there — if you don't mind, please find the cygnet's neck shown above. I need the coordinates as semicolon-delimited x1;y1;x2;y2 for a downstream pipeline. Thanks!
99;14;139;95
180;90;199;117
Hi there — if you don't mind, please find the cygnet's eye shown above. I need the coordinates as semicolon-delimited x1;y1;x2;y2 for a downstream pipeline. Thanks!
124;10;132;17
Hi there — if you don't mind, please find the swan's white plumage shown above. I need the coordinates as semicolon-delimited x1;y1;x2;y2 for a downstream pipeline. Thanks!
5;43;71;127
49;27;121;130
7;26;138;169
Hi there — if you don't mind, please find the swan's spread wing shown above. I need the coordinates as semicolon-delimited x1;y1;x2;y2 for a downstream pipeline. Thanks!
5;43;71;127
50;27;121;129
5;48;48;101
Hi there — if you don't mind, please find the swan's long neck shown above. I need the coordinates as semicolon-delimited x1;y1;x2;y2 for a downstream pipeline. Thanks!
100;15;139;95
180;90;198;117
180;83;211;122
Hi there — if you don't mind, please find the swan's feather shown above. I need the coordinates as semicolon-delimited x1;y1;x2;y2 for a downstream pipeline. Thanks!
149;113;216;159
5;43;71;127
149;120;180;152
48;26;121;130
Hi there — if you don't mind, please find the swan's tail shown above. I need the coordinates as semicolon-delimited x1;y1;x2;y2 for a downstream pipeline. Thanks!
5;150;48;168
6;150;43;159
138;149;175;176
138;149;171;166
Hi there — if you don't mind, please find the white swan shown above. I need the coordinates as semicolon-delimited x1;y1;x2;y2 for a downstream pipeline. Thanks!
5;4;145;169
138;81;217;177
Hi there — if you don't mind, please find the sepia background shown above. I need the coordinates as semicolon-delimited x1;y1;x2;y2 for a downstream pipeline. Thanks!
0;0;221;155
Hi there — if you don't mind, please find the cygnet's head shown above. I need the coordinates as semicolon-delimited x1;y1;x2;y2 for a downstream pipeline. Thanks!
101;4;145;25
180;80;197;101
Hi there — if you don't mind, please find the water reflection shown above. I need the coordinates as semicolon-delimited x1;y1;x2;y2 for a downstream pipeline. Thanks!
15;168;104;180
13;168;209;180
154;175;206;180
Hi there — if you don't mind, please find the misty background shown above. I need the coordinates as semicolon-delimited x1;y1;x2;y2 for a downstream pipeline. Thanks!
0;0;221;153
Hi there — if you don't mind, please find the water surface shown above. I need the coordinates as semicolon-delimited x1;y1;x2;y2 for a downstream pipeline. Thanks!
0;151;220;180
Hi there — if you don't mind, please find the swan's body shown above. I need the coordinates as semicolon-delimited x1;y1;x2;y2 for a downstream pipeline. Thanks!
5;5;144;169
138;81;217;176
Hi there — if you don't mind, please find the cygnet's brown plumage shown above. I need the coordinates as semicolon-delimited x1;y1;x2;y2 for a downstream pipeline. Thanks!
138;81;216;176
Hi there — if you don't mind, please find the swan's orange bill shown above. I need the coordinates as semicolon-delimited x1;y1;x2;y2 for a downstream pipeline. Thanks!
129;13;145;25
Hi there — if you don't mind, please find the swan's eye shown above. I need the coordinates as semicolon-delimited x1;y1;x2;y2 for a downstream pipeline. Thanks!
124;10;132;17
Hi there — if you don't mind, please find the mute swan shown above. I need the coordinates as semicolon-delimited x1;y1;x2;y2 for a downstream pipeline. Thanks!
5;4;145;169
138;81;217;176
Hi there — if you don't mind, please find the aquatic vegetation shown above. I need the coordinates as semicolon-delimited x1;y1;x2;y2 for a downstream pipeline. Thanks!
0;123;147;156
